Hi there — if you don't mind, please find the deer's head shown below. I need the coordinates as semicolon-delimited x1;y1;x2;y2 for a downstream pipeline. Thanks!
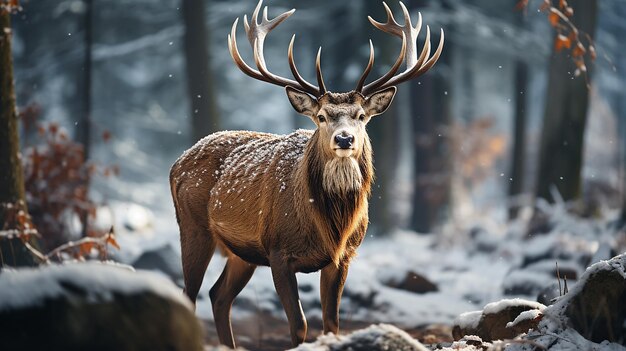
228;0;444;161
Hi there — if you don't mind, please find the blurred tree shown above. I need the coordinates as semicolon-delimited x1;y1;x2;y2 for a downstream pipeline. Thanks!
77;0;93;237
0;4;39;267
508;3;528;219
181;0;219;142
535;0;598;203
76;0;92;160
618;111;626;225
365;1;401;233
408;0;452;233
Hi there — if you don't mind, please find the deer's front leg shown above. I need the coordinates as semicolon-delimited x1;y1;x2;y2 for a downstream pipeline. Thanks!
320;262;348;335
269;251;307;346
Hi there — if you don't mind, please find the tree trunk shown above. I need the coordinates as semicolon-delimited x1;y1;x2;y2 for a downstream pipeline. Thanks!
181;0;219;143
364;1;401;234
618;103;626;225
408;0;452;233
508;5;528;219
76;0;92;161
535;0;598;203
0;9;38;268
77;0;93;237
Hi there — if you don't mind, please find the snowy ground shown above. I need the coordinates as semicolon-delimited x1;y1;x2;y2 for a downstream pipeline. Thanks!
98;189;625;349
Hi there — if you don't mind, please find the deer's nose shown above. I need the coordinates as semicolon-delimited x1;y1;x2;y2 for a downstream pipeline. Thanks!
334;134;354;149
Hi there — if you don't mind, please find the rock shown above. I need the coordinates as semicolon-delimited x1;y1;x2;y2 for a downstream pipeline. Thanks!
383;271;438;294
507;254;626;350
0;262;203;351
290;324;430;351
133;243;183;282
452;298;545;341
505;309;543;336
564;256;626;345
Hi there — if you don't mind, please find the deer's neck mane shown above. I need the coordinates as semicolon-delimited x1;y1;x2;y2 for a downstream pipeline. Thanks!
295;131;373;266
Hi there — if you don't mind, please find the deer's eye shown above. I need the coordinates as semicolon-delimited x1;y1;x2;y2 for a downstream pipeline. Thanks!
359;114;366;121
318;115;326;123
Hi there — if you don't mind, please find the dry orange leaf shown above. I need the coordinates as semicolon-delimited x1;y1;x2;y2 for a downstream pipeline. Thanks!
515;0;528;11
555;34;571;52
106;233;121;250
548;11;560;26
79;242;95;255
572;42;586;57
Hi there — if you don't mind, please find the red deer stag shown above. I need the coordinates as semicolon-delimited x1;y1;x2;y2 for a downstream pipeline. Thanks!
170;0;443;347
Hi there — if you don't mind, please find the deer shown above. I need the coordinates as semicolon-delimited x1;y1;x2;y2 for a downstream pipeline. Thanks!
169;0;443;348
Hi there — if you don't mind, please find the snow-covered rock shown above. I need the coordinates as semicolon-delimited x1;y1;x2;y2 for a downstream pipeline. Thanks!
452;298;545;341
509;253;626;350
290;324;430;351
0;262;203;351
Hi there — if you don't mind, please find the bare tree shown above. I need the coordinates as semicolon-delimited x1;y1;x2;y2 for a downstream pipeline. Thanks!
0;5;38;267
76;0;92;160
535;0;598;203
618;105;626;225
508;2;528;219
76;0;93;237
364;1;402;233
181;0;219;143
409;0;452;233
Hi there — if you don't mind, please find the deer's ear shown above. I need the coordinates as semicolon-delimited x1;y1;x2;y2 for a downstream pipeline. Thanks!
286;86;318;117
364;87;397;117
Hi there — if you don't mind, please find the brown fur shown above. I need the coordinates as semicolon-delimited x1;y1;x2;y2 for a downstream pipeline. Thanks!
170;90;391;348
170;128;371;272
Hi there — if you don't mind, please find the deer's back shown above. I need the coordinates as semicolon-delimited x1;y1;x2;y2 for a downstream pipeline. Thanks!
171;130;315;265
170;130;277;229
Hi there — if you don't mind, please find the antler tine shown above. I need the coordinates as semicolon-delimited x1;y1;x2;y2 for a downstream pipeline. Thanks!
227;18;272;84
355;40;375;93
379;25;434;88
288;35;320;95
262;5;269;22
412;28;444;78
315;48;327;95
251;38;301;90
368;2;402;37
362;32;407;95
362;2;444;95
229;0;326;96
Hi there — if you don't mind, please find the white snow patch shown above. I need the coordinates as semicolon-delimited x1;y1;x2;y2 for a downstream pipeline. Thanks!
290;324;430;351
454;311;482;330
0;262;190;312
482;298;545;315
506;309;543;329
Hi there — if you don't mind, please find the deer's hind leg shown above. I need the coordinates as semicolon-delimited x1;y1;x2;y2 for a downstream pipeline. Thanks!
210;254;256;348
180;222;216;304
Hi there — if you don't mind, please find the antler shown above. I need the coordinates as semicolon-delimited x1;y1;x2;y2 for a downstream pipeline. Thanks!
357;1;444;96
227;0;326;97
